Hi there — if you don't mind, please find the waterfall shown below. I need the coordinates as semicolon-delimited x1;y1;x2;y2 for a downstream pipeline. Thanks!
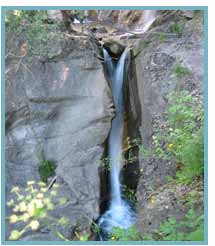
108;48;126;206
141;10;157;33
103;49;114;82
98;48;136;238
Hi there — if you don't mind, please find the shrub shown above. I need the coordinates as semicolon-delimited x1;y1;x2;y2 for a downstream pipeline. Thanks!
139;90;204;184
165;91;204;182
5;10;63;59
176;126;204;182
152;208;204;241
110;226;140;241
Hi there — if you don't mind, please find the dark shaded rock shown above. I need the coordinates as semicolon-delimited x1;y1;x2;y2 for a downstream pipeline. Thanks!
103;40;125;57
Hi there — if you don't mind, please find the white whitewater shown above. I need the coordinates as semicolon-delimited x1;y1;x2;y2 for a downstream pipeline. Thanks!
98;48;136;236
141;10;157;33
107;48;125;206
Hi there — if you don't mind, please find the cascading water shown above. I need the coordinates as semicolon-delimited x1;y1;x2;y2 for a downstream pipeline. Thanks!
98;48;136;239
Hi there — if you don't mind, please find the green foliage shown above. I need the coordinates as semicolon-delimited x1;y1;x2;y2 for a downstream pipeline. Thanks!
121;184;136;202
142;90;204;184
91;222;100;234
173;63;191;78
108;208;204;242
156;218;179;240
110;226;140;241
186;224;204;241
170;21;184;37
165;175;174;183
137;89;204;241
176;127;204;183
152;209;204;241
166;91;204;182
5;10;63;58
7;181;69;240
39;152;56;183
98;156;112;171
75;231;90;241
182;189;202;207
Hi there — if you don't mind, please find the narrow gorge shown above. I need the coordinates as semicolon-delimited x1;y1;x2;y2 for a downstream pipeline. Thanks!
98;48;137;239
5;9;205;242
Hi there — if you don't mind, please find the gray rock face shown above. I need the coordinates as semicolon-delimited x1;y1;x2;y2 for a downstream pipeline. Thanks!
5;35;113;239
134;11;204;233
135;11;204;148
136;180;204;235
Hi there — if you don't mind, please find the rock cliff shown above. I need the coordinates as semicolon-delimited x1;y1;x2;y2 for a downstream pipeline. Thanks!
5;10;204;240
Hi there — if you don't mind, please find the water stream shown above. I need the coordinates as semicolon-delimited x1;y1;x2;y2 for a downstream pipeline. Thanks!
98;48;136;238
